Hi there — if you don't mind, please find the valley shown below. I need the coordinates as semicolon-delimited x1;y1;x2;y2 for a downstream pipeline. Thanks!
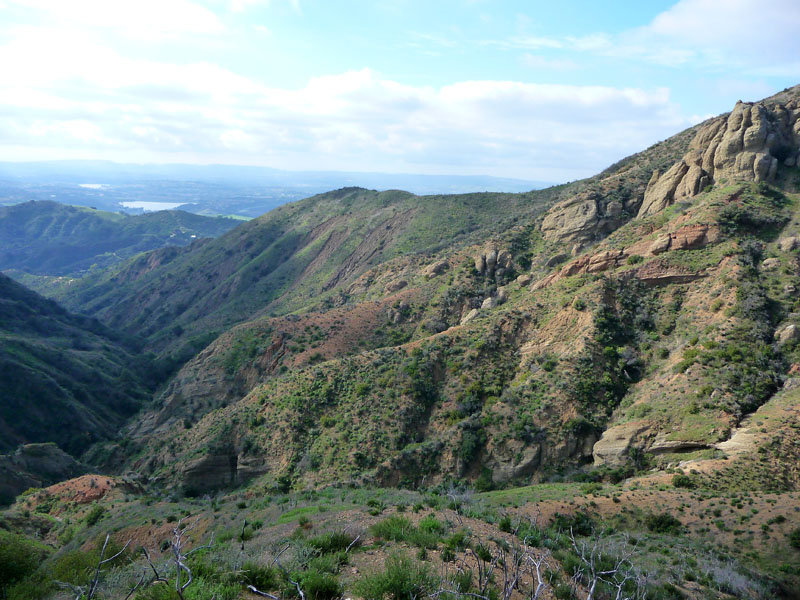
2;85;800;600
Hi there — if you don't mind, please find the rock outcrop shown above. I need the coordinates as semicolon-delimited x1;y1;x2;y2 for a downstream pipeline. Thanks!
474;243;512;279
592;422;652;466
424;260;450;278
181;451;268;493
639;97;800;217
645;224;721;256
541;191;627;246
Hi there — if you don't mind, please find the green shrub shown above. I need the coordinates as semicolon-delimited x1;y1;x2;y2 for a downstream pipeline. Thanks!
418;515;446;535
551;512;594;536
789;527;800;549
0;531;49;591
282;570;341;600
84;503;105;526
645;512;683;535
242;561;278;590
308;531;354;554
353;555;435;600
308;551;348;574
672;474;696;489
371;516;415;542
133;582;177;600
5;577;53;600
498;515;513;533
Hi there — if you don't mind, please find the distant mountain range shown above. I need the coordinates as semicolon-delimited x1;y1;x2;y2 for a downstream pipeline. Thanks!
0;160;551;218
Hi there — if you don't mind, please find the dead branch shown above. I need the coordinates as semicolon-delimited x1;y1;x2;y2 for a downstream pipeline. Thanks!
86;534;132;600
247;584;280;599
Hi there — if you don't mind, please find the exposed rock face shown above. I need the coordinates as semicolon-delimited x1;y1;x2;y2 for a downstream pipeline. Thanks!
647;224;721;255
592;422;651;466
181;451;268;493
639;97;800;217
533;223;720;291
559;249;627;277
486;442;541;484
632;261;706;286
424;260;450;278
779;236;800;252
460;308;479;325
762;257;781;271
541;191;625;245
776;323;800;346
384;279;408;293
474;243;512;278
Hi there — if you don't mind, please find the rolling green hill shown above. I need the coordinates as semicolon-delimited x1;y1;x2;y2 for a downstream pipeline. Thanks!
0;200;239;278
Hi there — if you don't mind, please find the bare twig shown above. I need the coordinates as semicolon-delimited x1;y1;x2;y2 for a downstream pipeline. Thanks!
247;584;280;599
345;534;361;553
123;570;147;600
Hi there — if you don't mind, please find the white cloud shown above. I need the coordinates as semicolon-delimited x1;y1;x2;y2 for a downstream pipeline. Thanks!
0;36;690;180
626;0;800;73
490;0;800;77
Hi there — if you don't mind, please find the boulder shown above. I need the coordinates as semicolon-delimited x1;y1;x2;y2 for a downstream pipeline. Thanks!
481;296;498;310
384;279;408;293
649;235;672;255
545;253;569;267
474;243;510;277
424;260;449;278
779;236;800;252
776;323;800;346
516;273;532;287
460;308;479;325
762;257;781;271
540;192;600;245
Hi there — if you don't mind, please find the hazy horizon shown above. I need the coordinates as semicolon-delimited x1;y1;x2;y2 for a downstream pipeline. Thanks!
1;0;798;182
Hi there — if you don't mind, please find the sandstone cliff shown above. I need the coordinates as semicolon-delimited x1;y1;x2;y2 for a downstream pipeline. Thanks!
639;89;800;217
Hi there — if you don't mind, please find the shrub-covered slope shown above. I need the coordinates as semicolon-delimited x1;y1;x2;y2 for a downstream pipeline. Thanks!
0;200;239;278
109;87;800;496
0;273;151;456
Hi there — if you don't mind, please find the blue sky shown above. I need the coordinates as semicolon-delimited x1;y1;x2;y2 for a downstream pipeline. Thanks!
0;0;798;182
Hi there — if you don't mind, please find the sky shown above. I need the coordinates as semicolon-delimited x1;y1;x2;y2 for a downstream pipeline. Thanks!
0;0;798;182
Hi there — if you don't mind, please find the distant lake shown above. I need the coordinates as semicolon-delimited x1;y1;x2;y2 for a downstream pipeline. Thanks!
120;201;191;211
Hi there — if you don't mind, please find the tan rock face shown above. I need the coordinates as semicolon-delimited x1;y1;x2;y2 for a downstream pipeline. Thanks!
474;243;512;278
384;279;408;293
776;323;800;346
540;191;628;246
592;421;651;467
424;260;449;278
638;97;800;218
460;308;479;325
778;236;800;252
